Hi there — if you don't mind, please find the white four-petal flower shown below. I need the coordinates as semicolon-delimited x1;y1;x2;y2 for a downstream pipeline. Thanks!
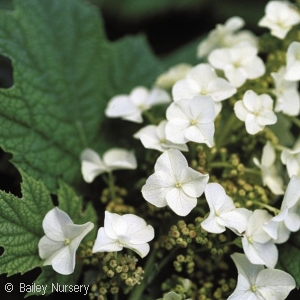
38;207;94;275
258;1;300;39
208;43;265;88
141;149;209;216
228;253;296;300
201;183;249;234
92;211;154;258
253;141;284;195
105;86;171;123
172;63;237;115
134;120;188;152
81;148;137;183
234;90;277;135
165;95;215;147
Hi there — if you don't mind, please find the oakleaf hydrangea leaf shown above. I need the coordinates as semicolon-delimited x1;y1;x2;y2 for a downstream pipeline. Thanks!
0;171;52;276
0;0;163;192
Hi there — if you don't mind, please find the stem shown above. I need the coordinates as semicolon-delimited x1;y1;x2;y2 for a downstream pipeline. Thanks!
289;116;300;128
251;200;279;214
128;247;179;300
143;110;157;124
107;171;116;200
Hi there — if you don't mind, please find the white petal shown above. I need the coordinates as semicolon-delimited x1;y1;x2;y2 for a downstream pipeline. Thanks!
104;211;122;239
166;188;197;216
127;242;150;258
141;171;172;208
51;244;75;275
42;207;73;241
105;95;136;118
261;141;276;167
103;148;137;171
180;168;208;198
81;148;106;182
256;269;296;299
146;87;171;106
234;100;249;121
201;215;226;234
92;227;122;253
245;114;263;135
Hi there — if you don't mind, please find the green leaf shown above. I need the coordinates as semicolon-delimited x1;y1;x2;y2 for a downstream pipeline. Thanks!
0;171;52;276
0;0;163;192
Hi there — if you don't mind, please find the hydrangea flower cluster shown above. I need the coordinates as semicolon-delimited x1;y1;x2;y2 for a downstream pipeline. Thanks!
38;1;300;299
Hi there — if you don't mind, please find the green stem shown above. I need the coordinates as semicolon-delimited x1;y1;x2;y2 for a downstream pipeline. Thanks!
251;200;279;214
128;247;179;300
107;171;116;200
143;110;157;124
289;116;300;128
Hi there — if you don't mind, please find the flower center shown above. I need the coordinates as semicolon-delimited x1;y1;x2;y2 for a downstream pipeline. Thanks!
117;235;130;246
250;285;257;292
190;119;197;125
247;236;253;244
215;210;220;217
233;60;241;68
175;182;182;188
160;138;166;144
64;238;71;245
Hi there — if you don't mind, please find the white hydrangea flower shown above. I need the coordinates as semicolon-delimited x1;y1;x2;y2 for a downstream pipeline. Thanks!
228;253;296;300
281;137;300;177
165;95;215;147
234;90;277;135
201;183;249;234
271;66;300;116
155;63;192;89
258;1;300;39
253;141;284;195
241;209;278;269
105;86;171;123
264;175;300;244
38;207;94;275
141;149;209;216
208;43;265;88
172;63;237;116
92;211;154;258
197;16;258;58
134;120;188;152
284;41;300;81
81;148;137;183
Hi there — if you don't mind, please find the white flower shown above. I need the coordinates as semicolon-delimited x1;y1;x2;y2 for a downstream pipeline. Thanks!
241;209;278;268
172;63;237;116
234;90;277;135
155;63;192;89
141;149;209;216
105;86;171;123
284;41;300;81
92;211;154;258
271;66;300;116
134;120;188;152
264;175;300;243
81;148;137;183
208;43;265;87
165;96;215;147
38;207;94;275
228;253;296;300
258;1;300;39
281;137;300;177
201;183;249;234
197;16;258;58
253;141;284;195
